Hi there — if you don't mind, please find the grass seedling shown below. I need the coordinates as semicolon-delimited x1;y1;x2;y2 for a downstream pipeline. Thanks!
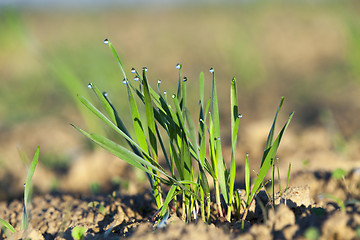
71;226;86;240
73;39;293;225
286;163;292;190
0;146;40;235
240;98;294;227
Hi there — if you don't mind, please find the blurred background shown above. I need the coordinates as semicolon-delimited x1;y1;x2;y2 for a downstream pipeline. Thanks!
0;0;359;201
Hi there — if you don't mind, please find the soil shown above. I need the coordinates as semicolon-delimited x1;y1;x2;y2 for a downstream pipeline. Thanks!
1;169;360;240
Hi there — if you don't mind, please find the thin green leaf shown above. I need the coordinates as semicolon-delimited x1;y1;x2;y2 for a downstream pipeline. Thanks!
107;41;127;81
181;132;193;182
143;69;158;161
89;83;116;123
245;153;250;202
185;108;199;160
159;185;179;217
261;96;284;167
77;94;163;170
210;70;228;205
0;218;16;233
22;146;40;230
75;124;200;201
228;77;240;220
126;82;149;154
103;93;142;157
286;163;291;190
73;125;170;183
199;72;205;107
247;112;294;205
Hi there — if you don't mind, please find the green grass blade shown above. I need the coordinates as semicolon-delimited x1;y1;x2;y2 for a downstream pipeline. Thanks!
88;83;116;123
227;77;240;221
210;69;228;205
176;64;182;100
103;93;142;157
286;163;292;190
0;218;16;233
106;39;127;81
156;124;171;171
143;69;158;160
73;125;171;183
276;158;282;197
185;108;199;160
180;78;186;111
21;146;40;230
247;112;294;205
142;69;163;207
74;123;199;200
245;153;250;202
77;95;166;172
261;96;284;167
159;185;179;217
199;72;205;107
217;148;228;205
126;82;149;154
181;132;193;182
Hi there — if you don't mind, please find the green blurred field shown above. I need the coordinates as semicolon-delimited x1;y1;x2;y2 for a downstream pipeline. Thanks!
1;2;360;199
1;2;360;130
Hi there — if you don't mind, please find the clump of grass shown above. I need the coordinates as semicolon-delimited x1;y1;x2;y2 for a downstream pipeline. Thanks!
73;39;293;225
0;146;40;235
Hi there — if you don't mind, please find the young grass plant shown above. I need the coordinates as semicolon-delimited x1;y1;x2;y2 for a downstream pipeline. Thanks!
0;146;40;235
73;39;293;225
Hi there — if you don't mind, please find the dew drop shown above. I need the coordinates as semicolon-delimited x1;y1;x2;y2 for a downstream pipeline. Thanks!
209;67;214;73
104;38;109;45
131;68;136;73
238;114;243;119
122;78;127;84
134;76;139;81
183;77;188;82
172;94;176;99
176;63;182;69
103;92;108;97
88;83;93;89
237;189;242;194
142;67;148;72
163;91;167;95
23;183;26;188
158;80;162;84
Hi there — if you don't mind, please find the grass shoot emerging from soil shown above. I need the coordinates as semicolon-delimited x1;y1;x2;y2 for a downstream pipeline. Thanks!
73;39;294;226
0;146;40;235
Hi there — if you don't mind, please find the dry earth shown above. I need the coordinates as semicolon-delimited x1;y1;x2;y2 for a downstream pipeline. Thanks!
0;170;360;240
